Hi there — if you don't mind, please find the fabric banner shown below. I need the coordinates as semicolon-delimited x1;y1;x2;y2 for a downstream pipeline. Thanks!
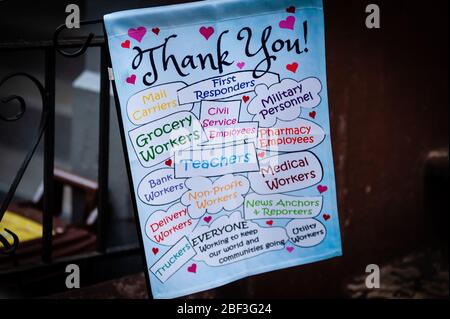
104;0;342;299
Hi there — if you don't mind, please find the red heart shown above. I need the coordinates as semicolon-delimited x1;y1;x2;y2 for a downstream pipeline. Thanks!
152;27;160;35
258;151;265;158
309;111;316;119
152;247;159;255
165;158;172;167
266;220;273;226
203;216;212;223
121;40;130;49
187;263;197;273
323;214;331;221
126;74;136;84
242;95;250;103
286;6;296;13
317;185;328;194
199;26;214;40
286;62;298;73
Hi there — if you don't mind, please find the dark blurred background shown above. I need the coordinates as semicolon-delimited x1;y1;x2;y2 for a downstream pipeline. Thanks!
0;0;448;298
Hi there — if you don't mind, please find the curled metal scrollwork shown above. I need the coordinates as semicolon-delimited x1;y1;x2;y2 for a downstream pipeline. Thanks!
53;19;103;57
0;72;47;258
0;229;19;254
0;94;25;122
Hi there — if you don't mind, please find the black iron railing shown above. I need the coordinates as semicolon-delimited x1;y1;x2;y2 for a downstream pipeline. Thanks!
0;21;113;264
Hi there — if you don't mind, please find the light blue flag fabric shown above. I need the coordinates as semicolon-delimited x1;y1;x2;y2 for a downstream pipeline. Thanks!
104;0;342;299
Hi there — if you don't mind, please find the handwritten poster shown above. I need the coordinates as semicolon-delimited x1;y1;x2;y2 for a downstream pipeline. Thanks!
104;0;342;299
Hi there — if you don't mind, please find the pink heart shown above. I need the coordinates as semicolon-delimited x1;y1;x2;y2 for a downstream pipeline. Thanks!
286;62;299;73
279;16;296;30
199;26;214;40
236;62;245;69
187;263;197;273
126;74;136;85
128;26;147;42
286;246;294;253
203;216;212;223
317;185;328;194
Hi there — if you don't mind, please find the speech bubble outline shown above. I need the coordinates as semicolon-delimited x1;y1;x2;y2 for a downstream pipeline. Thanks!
177;70;280;104
189;211;288;266
127;81;193;126
174;142;260;178
256;117;326;152
202;121;259;146
286;218;327;248
248;150;324;195
248;77;323;127
145;202;199;246
244;193;323;220
137;168;186;206
149;236;196;283
128;111;208;168
199;100;241;126
181;174;250;219
199;99;259;146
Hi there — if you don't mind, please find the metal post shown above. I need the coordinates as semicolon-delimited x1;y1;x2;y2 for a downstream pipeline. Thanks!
97;44;110;253
42;47;56;263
